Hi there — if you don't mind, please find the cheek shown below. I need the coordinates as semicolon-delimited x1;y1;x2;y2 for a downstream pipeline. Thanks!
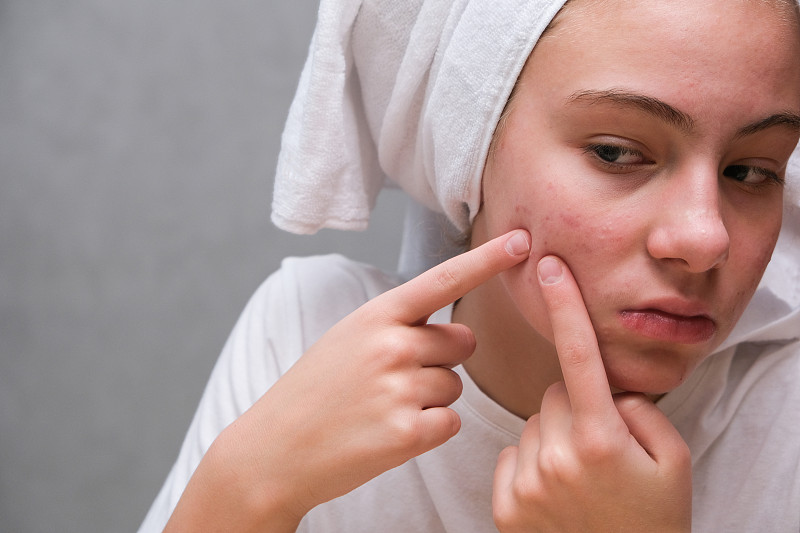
730;221;781;311
533;200;636;272
501;200;638;338
500;259;557;344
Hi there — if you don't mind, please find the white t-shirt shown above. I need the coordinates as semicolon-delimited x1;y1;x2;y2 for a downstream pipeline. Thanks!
139;254;800;532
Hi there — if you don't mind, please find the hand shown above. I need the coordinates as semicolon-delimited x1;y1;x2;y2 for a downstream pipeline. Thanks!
166;229;531;532
492;256;692;533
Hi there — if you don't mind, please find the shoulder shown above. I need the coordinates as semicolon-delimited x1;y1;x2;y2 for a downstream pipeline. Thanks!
279;253;404;303
252;254;404;350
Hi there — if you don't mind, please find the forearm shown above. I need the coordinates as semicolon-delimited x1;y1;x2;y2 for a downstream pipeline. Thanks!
163;430;304;533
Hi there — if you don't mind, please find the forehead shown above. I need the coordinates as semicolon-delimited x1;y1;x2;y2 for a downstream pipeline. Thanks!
545;0;800;58
530;0;800;117
550;0;800;29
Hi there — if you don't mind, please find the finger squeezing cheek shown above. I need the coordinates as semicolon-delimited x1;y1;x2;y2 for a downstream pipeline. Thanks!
538;257;564;285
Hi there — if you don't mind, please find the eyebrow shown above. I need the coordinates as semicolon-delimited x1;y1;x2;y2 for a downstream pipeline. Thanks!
566;89;800;138
735;112;800;138
567;89;694;132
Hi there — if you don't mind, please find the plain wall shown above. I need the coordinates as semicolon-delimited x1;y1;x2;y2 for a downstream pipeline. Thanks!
0;2;406;531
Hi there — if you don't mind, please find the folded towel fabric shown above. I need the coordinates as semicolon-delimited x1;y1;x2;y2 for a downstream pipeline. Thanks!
271;0;800;315
271;0;568;235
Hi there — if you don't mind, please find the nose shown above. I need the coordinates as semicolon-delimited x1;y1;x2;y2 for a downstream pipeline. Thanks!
646;170;730;273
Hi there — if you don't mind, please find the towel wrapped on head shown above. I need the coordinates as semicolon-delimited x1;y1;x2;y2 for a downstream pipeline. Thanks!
271;0;800;313
271;0;568;236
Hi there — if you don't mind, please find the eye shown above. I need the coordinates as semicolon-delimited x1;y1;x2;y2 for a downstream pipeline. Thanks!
585;143;647;166
722;165;783;186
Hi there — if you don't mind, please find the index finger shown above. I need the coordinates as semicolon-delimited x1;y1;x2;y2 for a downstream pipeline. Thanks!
382;229;531;325
537;255;616;424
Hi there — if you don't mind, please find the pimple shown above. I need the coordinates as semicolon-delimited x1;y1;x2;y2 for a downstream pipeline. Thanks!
597;222;618;241
514;204;532;217
559;212;582;228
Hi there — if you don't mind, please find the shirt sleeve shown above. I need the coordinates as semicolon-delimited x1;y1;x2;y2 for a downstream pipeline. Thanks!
137;254;399;532
137;265;303;532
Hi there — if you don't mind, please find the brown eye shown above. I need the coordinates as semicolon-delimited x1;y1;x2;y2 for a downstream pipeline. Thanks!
588;144;644;165
596;145;624;162
722;165;781;185
723;165;752;182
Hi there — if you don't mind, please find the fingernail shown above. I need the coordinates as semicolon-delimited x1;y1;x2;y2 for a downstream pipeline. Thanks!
504;231;531;256
538;257;563;285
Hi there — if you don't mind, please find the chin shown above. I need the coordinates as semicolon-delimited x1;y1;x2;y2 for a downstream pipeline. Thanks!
602;350;701;396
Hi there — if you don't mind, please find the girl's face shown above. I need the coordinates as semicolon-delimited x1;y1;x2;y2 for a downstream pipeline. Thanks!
476;0;800;394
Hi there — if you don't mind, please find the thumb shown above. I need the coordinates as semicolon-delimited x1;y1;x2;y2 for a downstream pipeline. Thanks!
613;393;691;469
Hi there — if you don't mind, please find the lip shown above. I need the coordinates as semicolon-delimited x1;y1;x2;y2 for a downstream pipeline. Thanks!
619;301;716;344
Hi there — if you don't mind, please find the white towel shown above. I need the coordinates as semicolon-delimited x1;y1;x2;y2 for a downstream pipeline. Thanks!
271;0;800;331
271;0;568;235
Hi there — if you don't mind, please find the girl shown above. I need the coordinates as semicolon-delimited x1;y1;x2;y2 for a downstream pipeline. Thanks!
141;0;800;530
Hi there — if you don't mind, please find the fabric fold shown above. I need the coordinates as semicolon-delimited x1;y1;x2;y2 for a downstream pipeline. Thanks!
272;0;569;234
271;0;800;345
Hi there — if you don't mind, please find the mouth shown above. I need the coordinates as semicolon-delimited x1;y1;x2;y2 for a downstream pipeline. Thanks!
619;308;716;344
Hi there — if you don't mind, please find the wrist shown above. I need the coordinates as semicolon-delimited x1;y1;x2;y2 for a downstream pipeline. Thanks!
165;427;306;533
205;427;308;532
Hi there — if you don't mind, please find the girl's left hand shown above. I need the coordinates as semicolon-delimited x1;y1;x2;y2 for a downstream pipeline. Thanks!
492;256;692;533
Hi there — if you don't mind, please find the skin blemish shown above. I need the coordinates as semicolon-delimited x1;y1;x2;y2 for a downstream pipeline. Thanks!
559;211;582;229
515;204;532;217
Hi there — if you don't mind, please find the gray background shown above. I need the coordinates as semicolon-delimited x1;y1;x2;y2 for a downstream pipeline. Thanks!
0;2;406;531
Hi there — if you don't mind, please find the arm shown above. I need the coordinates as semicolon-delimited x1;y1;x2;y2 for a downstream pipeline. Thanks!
492;256;692;533
163;230;533;532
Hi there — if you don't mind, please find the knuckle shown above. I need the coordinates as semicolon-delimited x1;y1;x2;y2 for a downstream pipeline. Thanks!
557;339;595;367
537;446;580;485
377;372;413;403
492;497;521;531
432;263;464;296
583;439;618;464
510;475;543;504
374;329;416;367
574;429;624;464
385;411;424;451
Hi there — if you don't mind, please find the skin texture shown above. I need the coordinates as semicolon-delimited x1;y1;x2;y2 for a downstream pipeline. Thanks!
164;230;532;532
455;0;800;530
458;0;800;416
164;0;800;531
492;257;693;532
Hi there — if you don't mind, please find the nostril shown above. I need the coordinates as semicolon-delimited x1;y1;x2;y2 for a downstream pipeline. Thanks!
647;216;730;273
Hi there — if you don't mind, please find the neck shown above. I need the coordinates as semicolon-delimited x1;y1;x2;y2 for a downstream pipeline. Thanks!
452;273;563;420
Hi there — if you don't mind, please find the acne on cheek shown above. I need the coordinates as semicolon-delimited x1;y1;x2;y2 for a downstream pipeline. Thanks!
552;210;626;252
558;211;581;229
514;204;532;218
510;194;626;260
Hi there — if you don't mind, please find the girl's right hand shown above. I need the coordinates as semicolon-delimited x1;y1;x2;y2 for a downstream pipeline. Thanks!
492;256;692;533
164;229;532;532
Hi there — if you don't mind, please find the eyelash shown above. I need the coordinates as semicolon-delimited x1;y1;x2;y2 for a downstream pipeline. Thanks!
722;165;785;187
583;143;785;187
583;143;649;171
